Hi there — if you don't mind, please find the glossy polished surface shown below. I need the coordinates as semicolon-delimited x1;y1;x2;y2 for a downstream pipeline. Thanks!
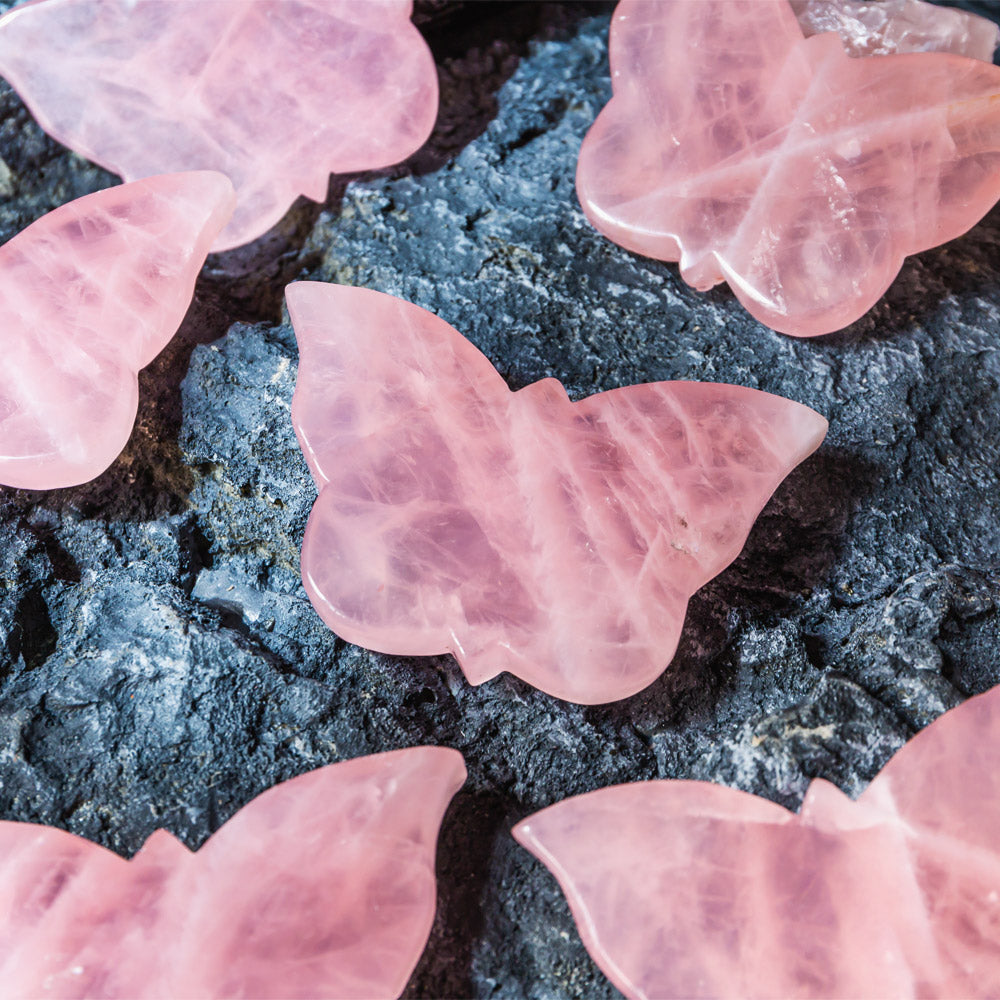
0;0;438;251
288;283;827;704
0;747;466;999
515;686;1000;999
0;171;234;491
578;0;1000;336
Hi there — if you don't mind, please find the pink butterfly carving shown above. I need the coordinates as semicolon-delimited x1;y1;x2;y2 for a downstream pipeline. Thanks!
0;171;235;491
514;686;1000;999
0;0;438;252
577;0;1000;337
0;746;466;1000
287;283;827;704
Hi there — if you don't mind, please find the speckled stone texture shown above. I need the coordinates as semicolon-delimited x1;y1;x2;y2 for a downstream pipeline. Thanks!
0;2;999;998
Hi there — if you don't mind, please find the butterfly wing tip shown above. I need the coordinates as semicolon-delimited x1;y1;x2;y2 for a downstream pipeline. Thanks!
510;819;533;849
284;281;330;337
798;404;829;455
799;399;828;432
432;745;469;788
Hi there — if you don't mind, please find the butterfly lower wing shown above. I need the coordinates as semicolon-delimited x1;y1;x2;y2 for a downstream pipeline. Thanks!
0;171;234;490
515;781;941;999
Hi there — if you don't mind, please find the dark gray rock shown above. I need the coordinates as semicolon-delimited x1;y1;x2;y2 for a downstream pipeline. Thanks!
1;2;1000;997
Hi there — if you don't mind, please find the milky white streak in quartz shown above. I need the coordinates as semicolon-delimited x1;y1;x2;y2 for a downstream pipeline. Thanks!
0;171;235;491
515;685;1000;999
288;283;827;704
0;0;438;251
577;0;1000;337
0;746;466;999
793;0;1000;61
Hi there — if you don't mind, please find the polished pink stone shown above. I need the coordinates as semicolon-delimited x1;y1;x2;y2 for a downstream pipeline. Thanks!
0;0;438;252
514;685;1000;999
0;746;466;1000
287;283;827;704
0;172;235;492
577;0;1000;337
793;0;1000;60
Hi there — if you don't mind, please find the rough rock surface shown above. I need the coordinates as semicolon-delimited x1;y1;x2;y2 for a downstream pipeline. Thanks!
0;3;999;998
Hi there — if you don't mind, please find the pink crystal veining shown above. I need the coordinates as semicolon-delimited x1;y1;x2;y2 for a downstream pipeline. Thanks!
288;283;827;704
577;0;1000;337
793;0;1000;61
0;0;438;252
0;171;235;491
514;685;1000;999
0;746;466;999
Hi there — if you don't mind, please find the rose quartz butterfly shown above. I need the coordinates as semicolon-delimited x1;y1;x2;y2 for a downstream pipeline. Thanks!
515;685;1000;999
0;172;235;491
287;283;827;704
0;746;466;1000
577;0;1000;337
0;0;438;251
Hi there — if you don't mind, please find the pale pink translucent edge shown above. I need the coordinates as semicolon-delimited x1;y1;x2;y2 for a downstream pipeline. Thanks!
0;170;235;492
286;282;828;704
511;685;1000;998
0;746;466;996
0;0;439;253
575;3;1000;338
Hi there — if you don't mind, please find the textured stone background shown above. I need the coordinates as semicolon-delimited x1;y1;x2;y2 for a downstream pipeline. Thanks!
2;2;1000;997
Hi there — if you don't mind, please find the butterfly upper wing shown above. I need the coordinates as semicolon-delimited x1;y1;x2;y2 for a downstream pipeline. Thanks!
290;284;826;703
0;171;235;491
578;0;1000;336
0;0;437;251
0;747;465;999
